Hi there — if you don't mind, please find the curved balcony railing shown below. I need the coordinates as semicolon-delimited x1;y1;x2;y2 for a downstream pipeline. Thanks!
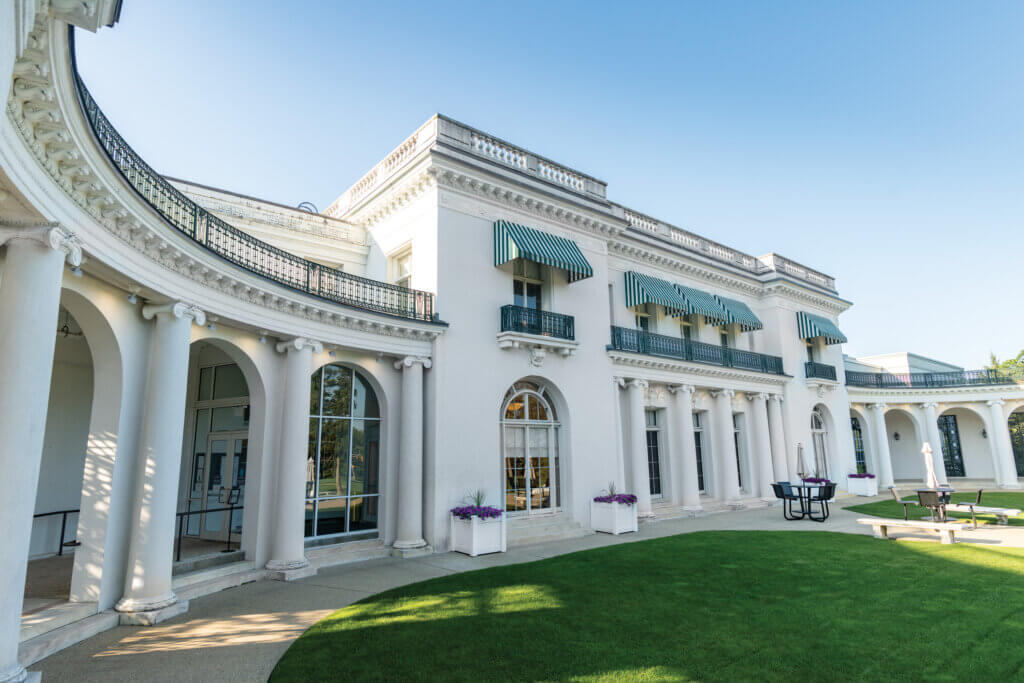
805;361;837;381
845;369;1017;389
69;32;436;323
608;326;785;375
500;305;575;340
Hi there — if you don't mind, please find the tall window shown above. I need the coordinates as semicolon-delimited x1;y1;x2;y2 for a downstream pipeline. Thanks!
1010;412;1024;477
693;413;706;492
806;343;815;363
502;382;560;514
811;408;829;478
646;410;663;497
307;364;381;538
720;330;730;348
937;414;966;477
733;414;744;488
391;248;412;288
851;417;867;474
513;259;543;310
680;320;693;341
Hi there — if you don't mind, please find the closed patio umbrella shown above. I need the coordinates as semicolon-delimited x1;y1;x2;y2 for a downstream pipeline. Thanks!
921;443;940;489
798;442;815;479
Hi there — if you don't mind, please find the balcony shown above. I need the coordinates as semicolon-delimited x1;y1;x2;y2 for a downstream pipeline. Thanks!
497;306;578;365
607;326;785;375
845;369;1017;389
804;361;837;382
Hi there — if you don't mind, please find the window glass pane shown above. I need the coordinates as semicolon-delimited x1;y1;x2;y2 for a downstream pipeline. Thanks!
318;419;350;497
524;282;541;311
647;429;662;495
349;496;379;532
213;364;248;399
505;395;525;420
310;367;322;415
322;364;352;417
504;427;526;512
352;372;380;419
198;366;213;401
522;260;541;280
645;410;657;427
692;412;702;429
212;405;248;431
191;409;211;497
528;395;547;421
513;280;524;308
316;498;348;535
307;418;319;499
350;420;380;495
304;501;316;537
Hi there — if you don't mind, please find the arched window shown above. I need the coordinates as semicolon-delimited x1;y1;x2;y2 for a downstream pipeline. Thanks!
307;364;381;539
810;407;829;478
501;381;560;514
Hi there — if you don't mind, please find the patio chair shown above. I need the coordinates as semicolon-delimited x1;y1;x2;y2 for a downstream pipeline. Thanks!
807;483;836;522
772;483;802;521
889;486;919;521
917;489;946;522
951;489;984;529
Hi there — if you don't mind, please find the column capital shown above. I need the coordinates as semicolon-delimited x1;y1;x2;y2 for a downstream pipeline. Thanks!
868;402;888;411
613;376;626;389
668;384;696;396
394;355;432;370
142;301;206;327
710;389;735;400
987;399;1006;408
626;378;648;390
921;401;940;410
275;336;323;354
768;393;784;404
747;392;770;403
0;221;82;267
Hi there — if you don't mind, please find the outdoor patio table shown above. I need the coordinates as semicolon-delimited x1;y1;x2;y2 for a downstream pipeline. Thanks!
788;483;829;519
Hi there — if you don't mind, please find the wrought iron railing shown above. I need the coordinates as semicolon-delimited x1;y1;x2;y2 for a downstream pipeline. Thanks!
33;508;81;557
69;33;437;323
845;369;1017;389
608;326;785;375
175;504;244;561
805;361;837;381
500;305;575;340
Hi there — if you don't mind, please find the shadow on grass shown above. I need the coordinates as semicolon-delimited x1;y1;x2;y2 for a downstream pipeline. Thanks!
271;531;1024;682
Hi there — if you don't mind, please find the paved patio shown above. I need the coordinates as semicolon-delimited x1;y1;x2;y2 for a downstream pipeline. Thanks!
32;494;1024;682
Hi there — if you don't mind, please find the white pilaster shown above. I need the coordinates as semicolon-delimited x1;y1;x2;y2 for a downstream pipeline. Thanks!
115;302;204;620
611;378;627;490
748;393;774;501
669;384;701;511
766;394;789;482
266;337;322;573
987;400;1021;489
868;403;894;489
712;389;741;504
625;378;652;517
393;356;431;549
0;224;80;683
921;402;949;486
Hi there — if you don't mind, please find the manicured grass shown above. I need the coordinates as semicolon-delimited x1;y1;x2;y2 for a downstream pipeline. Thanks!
271;531;1024;681
846;490;1024;526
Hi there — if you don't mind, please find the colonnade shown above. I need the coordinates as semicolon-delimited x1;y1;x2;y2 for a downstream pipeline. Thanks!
617;379;791;515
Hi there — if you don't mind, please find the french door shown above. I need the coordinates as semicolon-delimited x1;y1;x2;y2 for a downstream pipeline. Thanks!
503;424;556;515
188;432;247;541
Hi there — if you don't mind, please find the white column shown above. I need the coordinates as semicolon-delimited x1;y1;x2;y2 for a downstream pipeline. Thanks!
393;356;431;549
748;393;774;501
766;394;789;482
625;378;653;517
921;402;949;486
712;389;741;504
116;302;204;619
987;399;1021;489
611;378;627;490
669;384;701;511
868;403;894;489
0;225;80;683
266;338;321;573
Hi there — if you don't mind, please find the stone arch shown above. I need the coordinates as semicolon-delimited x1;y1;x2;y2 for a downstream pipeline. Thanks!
884;407;925;481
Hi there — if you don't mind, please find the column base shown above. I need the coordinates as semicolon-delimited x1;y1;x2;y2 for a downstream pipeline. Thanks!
392;538;427;550
0;664;35;683
391;544;432;559
999;482;1023;490
115;591;178;614
267;565;318;581
266;558;309;572
118;600;189;626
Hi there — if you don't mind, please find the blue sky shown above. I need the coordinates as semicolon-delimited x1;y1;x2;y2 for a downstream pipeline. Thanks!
76;2;1023;368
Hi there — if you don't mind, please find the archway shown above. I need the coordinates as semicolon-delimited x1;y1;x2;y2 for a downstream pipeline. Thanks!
937;406;991;479
884;408;925;481
500;379;565;516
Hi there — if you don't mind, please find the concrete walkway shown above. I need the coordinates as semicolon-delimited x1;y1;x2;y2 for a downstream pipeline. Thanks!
33;496;1024;682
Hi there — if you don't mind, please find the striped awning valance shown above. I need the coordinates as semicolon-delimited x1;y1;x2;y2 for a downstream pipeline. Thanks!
624;271;689;314
714;295;763;332
673;284;730;326
797;311;847;345
493;220;593;282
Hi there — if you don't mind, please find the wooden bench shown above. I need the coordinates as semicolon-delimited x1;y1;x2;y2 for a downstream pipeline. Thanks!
946;504;1022;526
857;518;970;545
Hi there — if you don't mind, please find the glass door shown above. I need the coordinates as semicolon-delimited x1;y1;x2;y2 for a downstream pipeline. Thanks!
504;425;555;515
200;433;247;541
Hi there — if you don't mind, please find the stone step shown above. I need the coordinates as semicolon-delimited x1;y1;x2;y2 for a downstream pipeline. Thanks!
20;601;98;643
172;561;262;602
306;538;391;569
18;609;118;668
507;515;591;547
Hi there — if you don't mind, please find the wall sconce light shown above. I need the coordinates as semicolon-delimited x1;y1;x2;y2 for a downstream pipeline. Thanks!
982;428;988;439
893;432;901;441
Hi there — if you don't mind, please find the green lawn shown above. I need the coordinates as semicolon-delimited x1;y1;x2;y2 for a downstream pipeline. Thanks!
845;490;1024;526
271;531;1024;682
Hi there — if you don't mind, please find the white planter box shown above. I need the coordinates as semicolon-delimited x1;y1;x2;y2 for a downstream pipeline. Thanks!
449;513;506;557
847;476;879;497
590;500;638;535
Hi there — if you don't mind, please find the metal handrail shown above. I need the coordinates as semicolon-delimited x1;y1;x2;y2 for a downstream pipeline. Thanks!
805;361;837;381
33;508;81;557
500;305;575;340
68;29;438;324
175;505;243;561
845;369;1017;389
607;326;785;375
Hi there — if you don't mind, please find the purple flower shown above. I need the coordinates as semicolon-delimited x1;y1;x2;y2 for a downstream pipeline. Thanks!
593;493;638;506
450;505;503;520
802;477;833;484
848;473;876;479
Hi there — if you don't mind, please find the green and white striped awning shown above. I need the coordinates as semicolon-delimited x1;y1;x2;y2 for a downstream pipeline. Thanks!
714;295;763;332
624;271;689;315
673;284;730;326
797;311;847;345
493;220;593;282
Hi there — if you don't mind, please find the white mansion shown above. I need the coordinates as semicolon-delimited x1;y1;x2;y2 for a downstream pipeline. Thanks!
2;4;1023;680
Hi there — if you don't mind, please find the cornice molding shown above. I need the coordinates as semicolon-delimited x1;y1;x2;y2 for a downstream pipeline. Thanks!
607;351;788;387
846;383;1023;400
5;17;441;345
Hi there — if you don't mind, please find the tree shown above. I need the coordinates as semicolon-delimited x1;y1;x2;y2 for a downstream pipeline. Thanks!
987;350;1024;378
